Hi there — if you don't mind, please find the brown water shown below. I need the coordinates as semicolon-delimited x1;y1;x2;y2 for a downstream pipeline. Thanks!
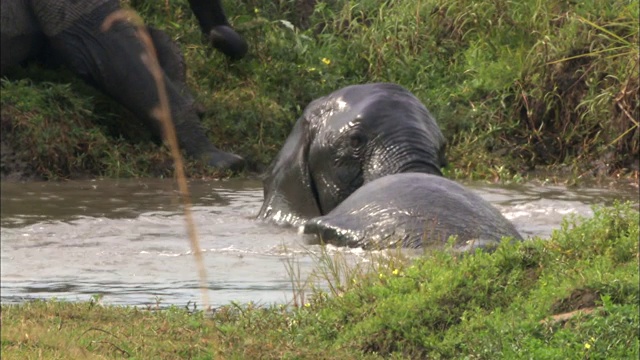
1;178;637;307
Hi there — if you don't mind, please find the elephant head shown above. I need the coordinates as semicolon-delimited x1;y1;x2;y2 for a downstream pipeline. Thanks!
258;83;448;227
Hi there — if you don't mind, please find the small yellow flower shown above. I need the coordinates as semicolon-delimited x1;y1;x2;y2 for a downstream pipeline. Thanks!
321;57;331;65
304;303;311;308
379;273;384;279
584;343;591;350
392;268;400;276
254;8;260;14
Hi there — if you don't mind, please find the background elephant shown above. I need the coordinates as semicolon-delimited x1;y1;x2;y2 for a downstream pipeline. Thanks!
303;173;524;251
258;83;448;226
1;0;246;171
187;0;248;60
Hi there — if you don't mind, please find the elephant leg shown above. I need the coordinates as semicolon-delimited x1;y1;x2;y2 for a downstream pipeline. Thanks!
0;32;45;74
146;26;206;118
37;3;244;171
187;0;248;60
0;0;45;74
146;27;187;86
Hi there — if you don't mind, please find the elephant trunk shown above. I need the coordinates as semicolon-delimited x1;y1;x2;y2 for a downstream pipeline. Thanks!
303;217;365;248
365;130;445;182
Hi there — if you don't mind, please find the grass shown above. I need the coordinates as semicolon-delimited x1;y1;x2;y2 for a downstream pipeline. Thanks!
2;2;637;358
2;202;638;359
1;0;637;182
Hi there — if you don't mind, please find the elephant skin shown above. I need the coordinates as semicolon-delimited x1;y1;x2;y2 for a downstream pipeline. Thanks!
303;173;523;251
258;83;448;227
1;0;246;171
187;0;248;60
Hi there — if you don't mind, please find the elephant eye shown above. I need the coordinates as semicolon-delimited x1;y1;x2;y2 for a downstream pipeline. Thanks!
349;133;366;148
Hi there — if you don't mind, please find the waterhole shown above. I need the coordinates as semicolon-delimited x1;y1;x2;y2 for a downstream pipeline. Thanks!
1;178;636;307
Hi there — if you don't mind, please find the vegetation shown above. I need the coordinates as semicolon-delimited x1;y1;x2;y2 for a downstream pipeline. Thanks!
1;0;637;181
2;202;638;359
2;2;637;358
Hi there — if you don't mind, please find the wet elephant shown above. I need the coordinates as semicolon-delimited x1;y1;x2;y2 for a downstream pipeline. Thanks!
303;173;523;251
258;83;448;226
1;0;246;171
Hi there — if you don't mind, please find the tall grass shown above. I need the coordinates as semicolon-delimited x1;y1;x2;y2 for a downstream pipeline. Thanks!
284;245;414;308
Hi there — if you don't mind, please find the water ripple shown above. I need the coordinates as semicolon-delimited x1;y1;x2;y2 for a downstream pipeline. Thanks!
1;178;637;306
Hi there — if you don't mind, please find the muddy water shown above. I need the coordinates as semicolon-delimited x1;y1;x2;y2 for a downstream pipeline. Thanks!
1;179;637;307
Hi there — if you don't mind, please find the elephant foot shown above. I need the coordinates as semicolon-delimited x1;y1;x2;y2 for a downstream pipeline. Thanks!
208;26;248;61
201;149;245;172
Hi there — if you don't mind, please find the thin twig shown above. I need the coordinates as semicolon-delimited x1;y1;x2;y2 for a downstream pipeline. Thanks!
78;327;124;342
91;340;131;357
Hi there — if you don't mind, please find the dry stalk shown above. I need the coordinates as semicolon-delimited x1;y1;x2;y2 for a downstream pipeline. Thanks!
102;10;210;310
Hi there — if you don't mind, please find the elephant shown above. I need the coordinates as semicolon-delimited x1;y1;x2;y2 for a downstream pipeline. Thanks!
1;0;246;171
303;173;524;251
187;0;248;60
258;83;448;227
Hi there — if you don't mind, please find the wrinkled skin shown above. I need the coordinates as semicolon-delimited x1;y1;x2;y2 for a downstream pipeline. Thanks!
1;0;246;171
258;83;448;226
304;173;524;251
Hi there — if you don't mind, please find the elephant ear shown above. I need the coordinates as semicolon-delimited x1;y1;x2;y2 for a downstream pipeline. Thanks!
258;112;321;227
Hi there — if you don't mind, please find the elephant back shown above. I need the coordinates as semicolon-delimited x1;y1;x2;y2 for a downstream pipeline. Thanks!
304;173;523;250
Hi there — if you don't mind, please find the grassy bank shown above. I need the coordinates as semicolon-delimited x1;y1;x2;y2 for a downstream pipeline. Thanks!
2;202;638;358
1;0;638;181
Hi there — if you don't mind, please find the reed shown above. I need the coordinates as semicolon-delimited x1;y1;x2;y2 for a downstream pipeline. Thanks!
102;10;210;310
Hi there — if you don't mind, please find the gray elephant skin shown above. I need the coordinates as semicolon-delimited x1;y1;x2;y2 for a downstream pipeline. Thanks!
1;0;247;171
258;83;448;227
303;173;523;251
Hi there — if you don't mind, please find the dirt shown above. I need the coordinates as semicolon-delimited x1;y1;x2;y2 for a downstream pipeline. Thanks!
550;288;600;314
0;134;42;182
541;307;601;328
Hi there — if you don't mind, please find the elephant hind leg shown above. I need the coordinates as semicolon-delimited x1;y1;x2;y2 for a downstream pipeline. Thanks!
145;27;186;86
42;7;244;171
187;0;248;60
0;0;45;74
146;26;205;117
0;33;45;74
208;25;248;61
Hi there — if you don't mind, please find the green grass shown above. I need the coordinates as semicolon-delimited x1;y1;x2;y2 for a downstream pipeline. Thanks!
2;202;638;359
1;0;637;181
